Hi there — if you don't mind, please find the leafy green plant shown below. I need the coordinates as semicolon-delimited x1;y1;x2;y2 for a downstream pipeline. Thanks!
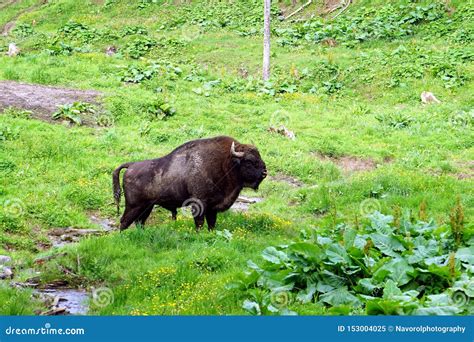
2;107;32;119
58;21;98;43
12;23;34;38
230;211;473;315
0;125;19;142
125;36;156;59
144;97;176;120
120;61;182;83
52;102;97;125
376;112;414;129
119;25;148;37
276;3;448;47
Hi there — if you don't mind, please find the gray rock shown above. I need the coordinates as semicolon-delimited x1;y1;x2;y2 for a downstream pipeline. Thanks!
0;255;11;265
0;266;13;279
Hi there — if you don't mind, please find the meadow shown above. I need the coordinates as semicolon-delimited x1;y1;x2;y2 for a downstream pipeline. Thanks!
0;0;472;315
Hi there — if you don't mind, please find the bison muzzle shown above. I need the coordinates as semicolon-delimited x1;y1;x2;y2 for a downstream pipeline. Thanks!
112;136;267;231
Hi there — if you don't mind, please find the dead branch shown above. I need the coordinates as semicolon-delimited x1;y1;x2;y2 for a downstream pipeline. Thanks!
285;0;312;20
331;0;352;19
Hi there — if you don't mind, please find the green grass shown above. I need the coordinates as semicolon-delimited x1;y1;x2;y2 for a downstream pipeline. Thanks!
0;0;472;315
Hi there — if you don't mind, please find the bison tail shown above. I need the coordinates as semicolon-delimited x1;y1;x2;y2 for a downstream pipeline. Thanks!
112;162;133;215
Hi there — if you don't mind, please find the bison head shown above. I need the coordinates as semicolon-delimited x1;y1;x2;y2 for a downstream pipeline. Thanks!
231;142;267;190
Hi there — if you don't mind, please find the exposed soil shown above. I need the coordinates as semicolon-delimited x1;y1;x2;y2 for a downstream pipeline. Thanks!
0;0;19;11
1;0;48;36
324;0;343;12
0;80;102;125
313;152;380;174
455;161;474;180
231;196;263;212
270;173;304;187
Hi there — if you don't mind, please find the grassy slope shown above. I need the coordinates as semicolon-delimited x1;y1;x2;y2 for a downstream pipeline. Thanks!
0;0;472;314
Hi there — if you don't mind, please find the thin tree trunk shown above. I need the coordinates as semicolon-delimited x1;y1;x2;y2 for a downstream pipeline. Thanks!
263;0;271;81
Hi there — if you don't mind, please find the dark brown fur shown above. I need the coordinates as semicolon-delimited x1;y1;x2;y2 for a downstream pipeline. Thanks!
113;136;267;231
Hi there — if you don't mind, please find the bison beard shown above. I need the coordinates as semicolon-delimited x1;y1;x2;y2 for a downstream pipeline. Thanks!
112;136;267;231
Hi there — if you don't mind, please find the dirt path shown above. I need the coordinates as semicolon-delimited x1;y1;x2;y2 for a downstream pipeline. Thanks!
1;0;48;36
0;80;102;123
0;0;20;11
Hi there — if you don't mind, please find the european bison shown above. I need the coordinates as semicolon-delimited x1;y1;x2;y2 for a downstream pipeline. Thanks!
112;136;267;231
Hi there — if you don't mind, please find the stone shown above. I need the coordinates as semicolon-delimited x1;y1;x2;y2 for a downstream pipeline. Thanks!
0;255;11;265
0;266;13;279
7;43;20;57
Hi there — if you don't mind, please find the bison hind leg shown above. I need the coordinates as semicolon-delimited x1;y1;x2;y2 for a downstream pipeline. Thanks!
120;203;153;231
135;204;154;228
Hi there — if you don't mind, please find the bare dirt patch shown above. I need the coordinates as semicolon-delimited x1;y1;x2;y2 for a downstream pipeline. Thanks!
455;161;474;180
270;173;304;187
0;80;102;124
231;196;263;212
324;0;343;12
313;152;381;174
1;0;48;36
0;0;19;11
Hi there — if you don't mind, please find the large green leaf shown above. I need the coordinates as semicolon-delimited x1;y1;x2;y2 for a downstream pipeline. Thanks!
408;241;439;264
366;299;402;315
319;270;347;289
356;278;380;295
374;258;414;286
343;228;357;249
370;233;405;257
296;283;317;304
456;247;474;265
287;242;322;263
325;243;350;265
368;212;394;235
413;306;461;315
319;287;361;306
242;300;260;315
261;247;288;265
383;279;402;298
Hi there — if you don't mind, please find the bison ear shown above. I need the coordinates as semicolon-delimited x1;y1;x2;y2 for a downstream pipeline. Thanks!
231;142;245;158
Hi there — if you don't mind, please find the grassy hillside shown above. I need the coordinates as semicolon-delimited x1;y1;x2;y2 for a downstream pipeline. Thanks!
0;0;472;315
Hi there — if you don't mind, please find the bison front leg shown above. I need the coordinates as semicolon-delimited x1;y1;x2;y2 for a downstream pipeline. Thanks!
171;209;177;221
205;210;217;231
193;213;205;232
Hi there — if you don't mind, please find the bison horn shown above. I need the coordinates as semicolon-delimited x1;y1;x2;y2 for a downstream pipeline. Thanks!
231;142;244;158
